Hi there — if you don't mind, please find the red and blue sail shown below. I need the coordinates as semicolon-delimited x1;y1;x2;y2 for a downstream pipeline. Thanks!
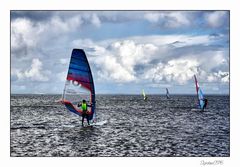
194;75;204;109
62;49;95;120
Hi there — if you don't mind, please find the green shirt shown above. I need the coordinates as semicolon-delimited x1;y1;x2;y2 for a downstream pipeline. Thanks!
82;103;87;111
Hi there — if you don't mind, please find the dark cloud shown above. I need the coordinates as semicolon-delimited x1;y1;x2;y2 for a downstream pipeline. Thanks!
209;33;220;38
11;34;28;58
11;11;54;22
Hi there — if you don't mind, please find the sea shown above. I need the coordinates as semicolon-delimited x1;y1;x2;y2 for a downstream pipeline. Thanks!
10;94;230;157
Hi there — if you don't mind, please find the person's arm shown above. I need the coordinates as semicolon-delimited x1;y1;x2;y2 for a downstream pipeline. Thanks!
77;103;81;107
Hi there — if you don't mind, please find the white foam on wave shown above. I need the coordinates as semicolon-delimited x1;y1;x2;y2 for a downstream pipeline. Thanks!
92;120;107;126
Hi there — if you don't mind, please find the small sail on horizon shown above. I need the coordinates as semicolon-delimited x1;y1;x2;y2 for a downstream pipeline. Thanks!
166;88;170;99
142;89;148;101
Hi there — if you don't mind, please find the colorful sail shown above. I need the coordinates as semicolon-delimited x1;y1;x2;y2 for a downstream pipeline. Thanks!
166;88;170;99
194;75;204;109
62;49;95;120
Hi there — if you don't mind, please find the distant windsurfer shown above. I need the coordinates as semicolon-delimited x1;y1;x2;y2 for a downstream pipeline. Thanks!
78;99;92;126
166;88;170;99
142;89;148;101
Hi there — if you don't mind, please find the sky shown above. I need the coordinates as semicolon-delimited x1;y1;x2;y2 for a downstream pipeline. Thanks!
11;11;229;94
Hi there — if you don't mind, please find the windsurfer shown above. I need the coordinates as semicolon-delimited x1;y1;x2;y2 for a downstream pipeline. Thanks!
142;89;148;101
166;88;170;99
78;99;92;126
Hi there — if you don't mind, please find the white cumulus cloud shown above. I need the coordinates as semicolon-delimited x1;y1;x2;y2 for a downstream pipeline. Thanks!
86;40;158;83
11;18;44;51
143;58;199;84
96;55;136;82
207;71;229;83
72;34;228;85
12;58;50;82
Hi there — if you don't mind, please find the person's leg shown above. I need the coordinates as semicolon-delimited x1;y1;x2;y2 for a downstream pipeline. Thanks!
81;115;85;126
202;103;206;111
87;115;90;125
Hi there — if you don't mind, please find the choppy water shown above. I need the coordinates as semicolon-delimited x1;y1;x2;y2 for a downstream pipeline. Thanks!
10;94;230;157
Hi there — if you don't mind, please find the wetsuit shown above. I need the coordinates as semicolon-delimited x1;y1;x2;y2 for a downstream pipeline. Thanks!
202;99;208;111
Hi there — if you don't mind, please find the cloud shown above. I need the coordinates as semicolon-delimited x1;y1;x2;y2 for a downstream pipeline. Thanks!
95;55;136;82
59;58;69;65
11;11;54;22
79;39;159;83
143;58;199;84
207;71;229;83
11;14;82;59
144;12;190;28
12;58;50;82
108;40;158;68
76;34;229;85
142;51;229;85
91;14;101;27
48;15;84;33
197;50;229;74
11;18;42;56
205;11;228;28
129;34;224;47
10;11;229;94
57;71;67;82
144;13;161;23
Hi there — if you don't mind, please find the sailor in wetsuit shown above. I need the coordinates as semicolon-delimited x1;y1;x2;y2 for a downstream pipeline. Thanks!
202;98;208;111
78;99;91;126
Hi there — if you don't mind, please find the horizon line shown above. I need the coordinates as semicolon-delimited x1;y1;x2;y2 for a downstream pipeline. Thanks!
10;93;230;96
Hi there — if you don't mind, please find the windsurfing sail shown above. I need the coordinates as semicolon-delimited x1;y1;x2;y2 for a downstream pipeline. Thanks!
62;49;95;121
142;89;147;101
166;88;170;99
194;75;204;109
